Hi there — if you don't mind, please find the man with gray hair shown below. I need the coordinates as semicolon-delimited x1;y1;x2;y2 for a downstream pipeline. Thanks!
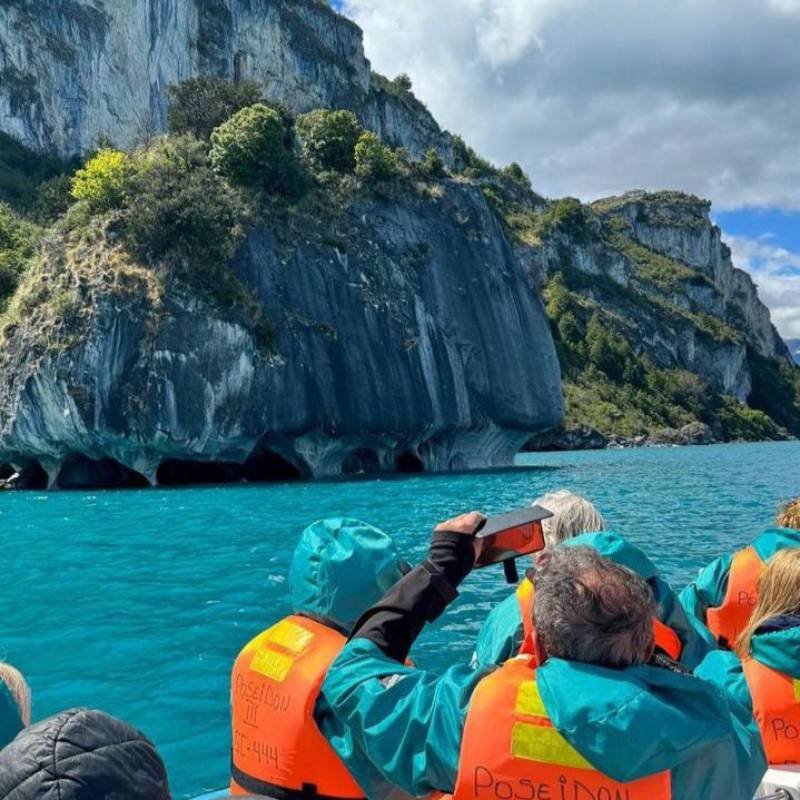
533;546;655;667
321;511;766;800
474;491;713;669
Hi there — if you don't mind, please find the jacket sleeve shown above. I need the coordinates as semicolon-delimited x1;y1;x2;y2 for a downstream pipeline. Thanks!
322;638;489;796
651;575;717;670
679;553;733;629
472;591;523;669
692;650;767;799
694;650;755;719
321;530;486;796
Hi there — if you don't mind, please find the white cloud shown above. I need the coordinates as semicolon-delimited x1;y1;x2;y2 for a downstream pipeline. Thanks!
725;234;800;338
343;0;800;211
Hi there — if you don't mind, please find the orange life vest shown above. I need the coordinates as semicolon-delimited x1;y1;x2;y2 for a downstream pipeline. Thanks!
706;546;765;648
516;577;683;662
452;656;672;800
743;657;800;765
230;614;365;799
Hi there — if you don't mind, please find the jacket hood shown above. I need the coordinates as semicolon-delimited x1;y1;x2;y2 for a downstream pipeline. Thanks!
537;657;760;794
0;708;170;800
563;531;659;582
750;623;800;677
752;527;800;562
289;518;408;632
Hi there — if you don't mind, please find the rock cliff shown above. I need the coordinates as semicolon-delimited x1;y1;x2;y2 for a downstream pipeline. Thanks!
0;0;452;160
511;190;791;403
0;182;563;487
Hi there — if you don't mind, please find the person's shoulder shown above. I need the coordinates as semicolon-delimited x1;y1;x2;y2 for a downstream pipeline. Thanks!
566;531;658;580
752;527;800;561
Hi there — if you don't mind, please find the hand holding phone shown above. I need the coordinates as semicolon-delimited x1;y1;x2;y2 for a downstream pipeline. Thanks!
473;506;552;569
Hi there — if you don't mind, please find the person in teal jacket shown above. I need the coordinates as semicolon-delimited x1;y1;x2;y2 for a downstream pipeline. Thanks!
232;517;414;800
474;531;716;670
696;547;800;767
0;663;29;749
679;526;800;643
320;511;767;800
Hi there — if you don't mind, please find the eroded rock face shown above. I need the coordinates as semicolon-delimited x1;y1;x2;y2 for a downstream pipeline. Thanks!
0;0;452;160
0;182;564;486
596;191;790;365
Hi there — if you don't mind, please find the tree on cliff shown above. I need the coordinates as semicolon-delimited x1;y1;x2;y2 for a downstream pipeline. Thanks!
167;78;263;141
296;110;362;173
209;104;302;195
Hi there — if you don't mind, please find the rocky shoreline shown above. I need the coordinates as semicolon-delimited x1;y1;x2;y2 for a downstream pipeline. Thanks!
524;421;794;452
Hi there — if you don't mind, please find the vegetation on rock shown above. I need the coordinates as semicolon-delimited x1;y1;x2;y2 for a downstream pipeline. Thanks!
0;204;40;311
0;72;798;448
71;149;131;211
296;109;362;173
166;77;263;141
209;103;301;194
354;132;400;182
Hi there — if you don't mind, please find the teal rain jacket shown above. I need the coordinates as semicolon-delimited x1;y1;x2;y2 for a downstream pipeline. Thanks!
697;622;800;738
679;528;800;634
290;517;409;631
321;638;767;800
474;532;716;670
289;518;410;800
0;681;23;750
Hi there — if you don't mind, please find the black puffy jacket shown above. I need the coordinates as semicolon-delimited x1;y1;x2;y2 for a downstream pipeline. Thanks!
0;708;171;800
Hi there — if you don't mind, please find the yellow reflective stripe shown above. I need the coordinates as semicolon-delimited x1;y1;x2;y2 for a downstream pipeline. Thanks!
515;681;547;717
511;721;593;769
250;648;295;682
516;578;534;604
793;679;800;702
264;619;315;655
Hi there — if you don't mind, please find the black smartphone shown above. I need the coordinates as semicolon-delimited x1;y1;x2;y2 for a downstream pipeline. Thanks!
473;505;552;568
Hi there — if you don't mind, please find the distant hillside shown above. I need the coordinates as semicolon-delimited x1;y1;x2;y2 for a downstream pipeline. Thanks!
786;339;800;365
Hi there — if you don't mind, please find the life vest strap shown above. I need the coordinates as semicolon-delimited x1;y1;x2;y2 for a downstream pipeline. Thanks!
231;763;365;800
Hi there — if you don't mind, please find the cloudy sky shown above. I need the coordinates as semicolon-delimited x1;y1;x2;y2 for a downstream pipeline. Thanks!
334;0;800;339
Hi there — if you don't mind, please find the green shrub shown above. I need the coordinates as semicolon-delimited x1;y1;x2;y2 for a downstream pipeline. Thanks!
452;134;495;178
499;162;531;190
714;396;783;441
71;149;131;211
354;132;400;182
0;131;70;211
0;203;40;308
167;77;263;140
421;148;447;178
120;137;249;298
296;109;362;172
747;350;800;436
210;104;300;194
31;174;74;222
534;197;592;243
393;74;413;93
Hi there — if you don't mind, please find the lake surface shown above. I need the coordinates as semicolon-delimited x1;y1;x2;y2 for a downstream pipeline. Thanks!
1;441;799;797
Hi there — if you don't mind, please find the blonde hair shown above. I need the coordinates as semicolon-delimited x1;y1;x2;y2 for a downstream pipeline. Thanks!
0;663;31;726
533;490;606;548
736;549;800;658
776;498;800;530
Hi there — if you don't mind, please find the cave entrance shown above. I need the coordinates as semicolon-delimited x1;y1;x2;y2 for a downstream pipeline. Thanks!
156;459;243;487
242;449;304;483
0;463;14;481
19;462;48;490
342;448;380;476
395;451;424;474
57;455;149;490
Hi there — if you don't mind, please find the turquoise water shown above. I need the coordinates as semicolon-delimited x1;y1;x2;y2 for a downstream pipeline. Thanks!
1;441;799;797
